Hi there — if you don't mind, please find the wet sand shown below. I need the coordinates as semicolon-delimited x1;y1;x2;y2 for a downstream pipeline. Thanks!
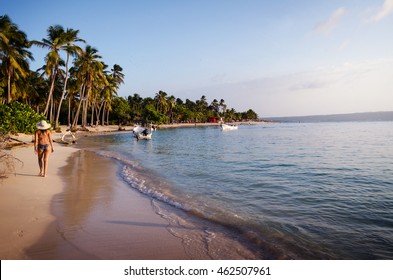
26;150;190;259
0;142;192;259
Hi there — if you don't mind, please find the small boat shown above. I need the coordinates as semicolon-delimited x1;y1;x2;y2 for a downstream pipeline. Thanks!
220;123;238;130
133;126;153;140
61;131;76;144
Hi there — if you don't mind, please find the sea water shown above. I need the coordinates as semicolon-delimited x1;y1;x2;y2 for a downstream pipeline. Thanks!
79;122;393;259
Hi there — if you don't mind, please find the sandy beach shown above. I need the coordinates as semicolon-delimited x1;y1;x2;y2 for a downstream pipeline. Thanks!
0;141;75;259
0;126;192;259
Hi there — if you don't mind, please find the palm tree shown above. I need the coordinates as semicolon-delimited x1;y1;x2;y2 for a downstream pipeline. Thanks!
63;70;80;127
0;15;33;103
196;95;208;122
225;108;236;121
111;64;124;86
167;95;176;123
26;70;48;111
128;93;143;121
72;45;105;127
32;25;66;120
219;98;227;116
210;99;220;117
155;90;168;115
99;75;116;126
54;28;85;129
101;64;124;125
246;109;258;120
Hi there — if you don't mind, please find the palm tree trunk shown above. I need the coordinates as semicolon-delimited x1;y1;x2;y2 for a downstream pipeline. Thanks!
82;97;87;127
72;85;85;128
50;95;55;123
101;101;107;126
44;69;57;116
7;68;12;103
96;101;103;126
81;85;91;127
68;96;71;127
90;101;95;126
55;53;71;129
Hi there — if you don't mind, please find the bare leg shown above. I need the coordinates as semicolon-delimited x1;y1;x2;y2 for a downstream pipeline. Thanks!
42;149;51;177
37;150;44;176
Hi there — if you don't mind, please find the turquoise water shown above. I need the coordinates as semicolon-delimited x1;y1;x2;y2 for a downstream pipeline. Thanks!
80;122;393;259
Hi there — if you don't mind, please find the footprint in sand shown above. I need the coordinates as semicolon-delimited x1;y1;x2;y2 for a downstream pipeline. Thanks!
15;229;24;237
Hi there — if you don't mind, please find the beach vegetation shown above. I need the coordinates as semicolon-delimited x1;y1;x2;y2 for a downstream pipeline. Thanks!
0;101;47;134
0;15;33;104
0;14;259;132
0;131;23;178
111;96;132;125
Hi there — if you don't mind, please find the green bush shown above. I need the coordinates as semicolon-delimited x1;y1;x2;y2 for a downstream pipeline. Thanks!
0;102;47;134
143;104;168;124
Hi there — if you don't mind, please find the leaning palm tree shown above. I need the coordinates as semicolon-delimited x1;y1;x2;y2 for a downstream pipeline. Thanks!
54;28;85;129
0;15;33;103
31;25;66;120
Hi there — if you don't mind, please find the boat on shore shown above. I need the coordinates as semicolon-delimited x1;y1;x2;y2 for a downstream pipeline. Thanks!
61;130;76;144
220;123;239;130
132;126;153;140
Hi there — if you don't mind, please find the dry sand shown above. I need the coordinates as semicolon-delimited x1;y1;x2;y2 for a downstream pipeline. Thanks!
0;142;75;259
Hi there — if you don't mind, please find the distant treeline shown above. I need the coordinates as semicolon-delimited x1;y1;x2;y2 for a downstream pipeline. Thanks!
266;111;393;123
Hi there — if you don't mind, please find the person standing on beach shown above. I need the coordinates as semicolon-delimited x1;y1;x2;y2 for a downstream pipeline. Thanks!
34;120;54;177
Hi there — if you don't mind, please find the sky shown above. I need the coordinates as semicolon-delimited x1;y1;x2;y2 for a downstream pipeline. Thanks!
2;0;393;117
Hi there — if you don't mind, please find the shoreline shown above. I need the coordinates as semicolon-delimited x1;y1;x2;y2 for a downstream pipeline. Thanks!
25;150;191;259
0;122;266;259
3;121;269;149
1;125;198;259
0;131;193;259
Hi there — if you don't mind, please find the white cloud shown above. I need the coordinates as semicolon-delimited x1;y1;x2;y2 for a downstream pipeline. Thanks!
313;7;346;34
373;0;393;21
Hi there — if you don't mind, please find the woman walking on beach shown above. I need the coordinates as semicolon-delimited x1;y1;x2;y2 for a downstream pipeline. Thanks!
34;120;54;177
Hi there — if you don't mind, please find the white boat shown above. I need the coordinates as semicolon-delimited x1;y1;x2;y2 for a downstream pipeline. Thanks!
220;123;238;130
133;126;153;140
61;131;76;144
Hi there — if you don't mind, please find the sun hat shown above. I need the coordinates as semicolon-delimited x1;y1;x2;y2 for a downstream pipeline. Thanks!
36;120;51;130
